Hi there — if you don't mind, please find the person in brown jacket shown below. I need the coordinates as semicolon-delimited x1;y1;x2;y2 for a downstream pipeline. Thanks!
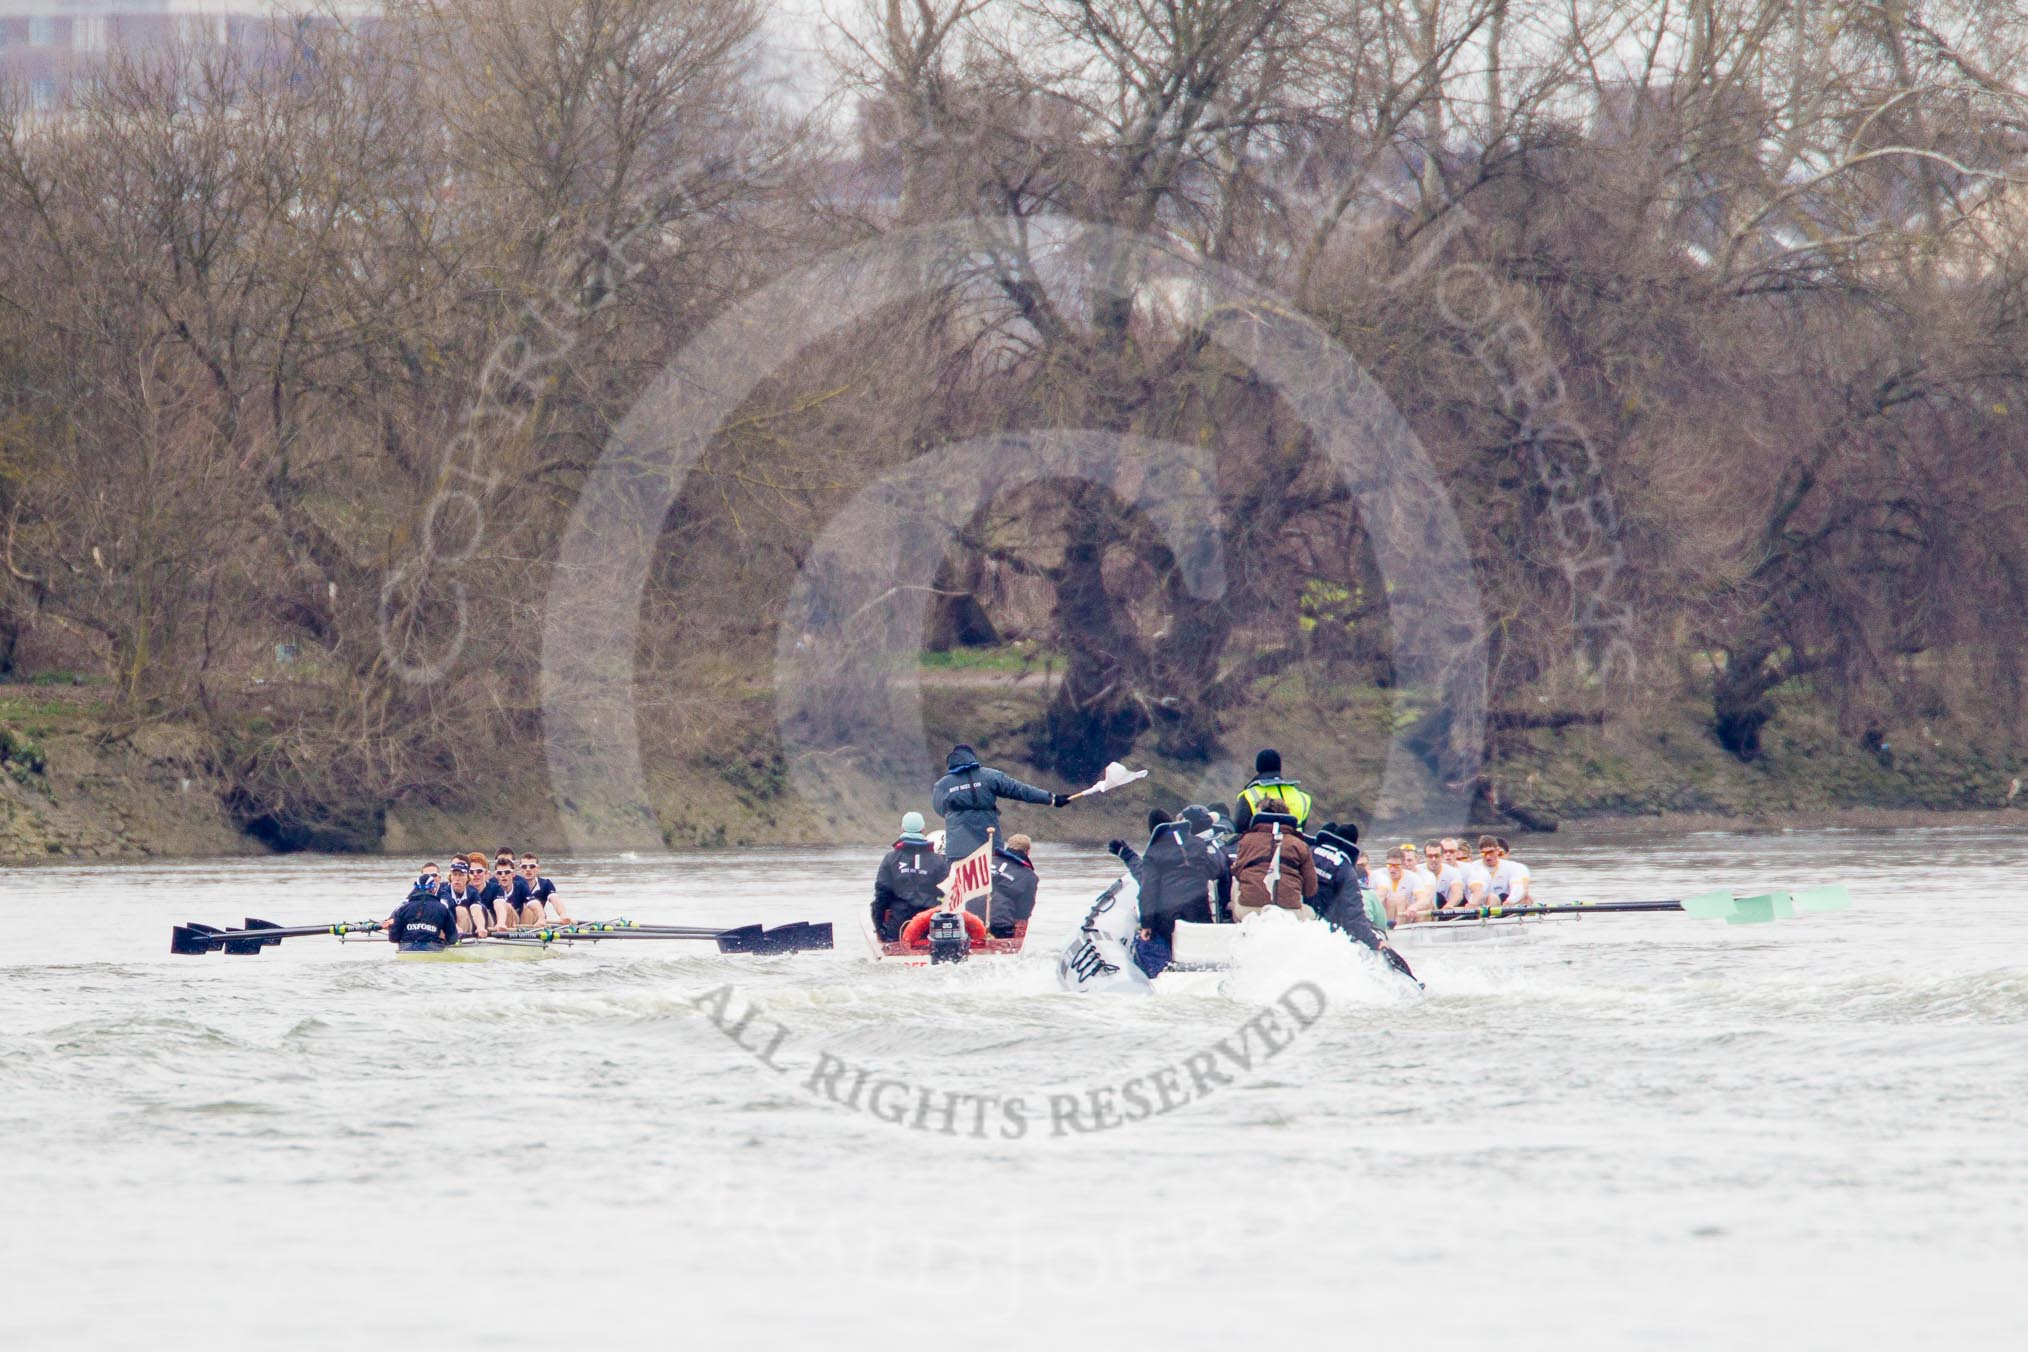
1230;797;1319;921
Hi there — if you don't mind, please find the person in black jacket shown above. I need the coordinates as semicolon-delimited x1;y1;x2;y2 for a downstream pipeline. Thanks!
932;744;1069;859
385;885;459;952
976;833;1040;938
1110;809;1231;977
1310;821;1417;983
871;811;950;942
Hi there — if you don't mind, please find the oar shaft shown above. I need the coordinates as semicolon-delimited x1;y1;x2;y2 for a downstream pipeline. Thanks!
525;929;725;942
1430;901;1686;921
221;921;383;941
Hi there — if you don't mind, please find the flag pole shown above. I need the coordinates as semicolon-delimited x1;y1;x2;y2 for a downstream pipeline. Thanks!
982;827;995;931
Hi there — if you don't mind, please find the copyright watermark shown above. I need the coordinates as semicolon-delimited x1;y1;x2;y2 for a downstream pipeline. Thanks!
540;217;1492;846
693;979;1329;1139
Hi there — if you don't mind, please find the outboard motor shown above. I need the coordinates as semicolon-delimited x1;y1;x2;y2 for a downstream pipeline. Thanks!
926;909;971;965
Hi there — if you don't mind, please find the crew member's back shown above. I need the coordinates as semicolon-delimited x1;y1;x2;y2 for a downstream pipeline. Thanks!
979;833;1040;938
386;885;459;952
871;811;950;942
1231;798;1319;919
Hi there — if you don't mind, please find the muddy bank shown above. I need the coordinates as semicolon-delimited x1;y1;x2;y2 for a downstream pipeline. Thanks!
0;689;257;862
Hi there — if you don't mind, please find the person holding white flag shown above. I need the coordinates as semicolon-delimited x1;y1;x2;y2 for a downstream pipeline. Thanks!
932;744;1074;859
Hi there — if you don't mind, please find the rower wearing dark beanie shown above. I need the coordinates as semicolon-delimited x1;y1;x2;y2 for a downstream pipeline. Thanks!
1235;747;1315;832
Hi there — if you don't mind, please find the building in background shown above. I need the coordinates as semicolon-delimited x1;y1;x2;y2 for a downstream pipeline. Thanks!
0;2;376;111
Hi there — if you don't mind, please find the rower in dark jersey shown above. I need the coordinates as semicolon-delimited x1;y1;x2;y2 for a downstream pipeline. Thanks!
479;860;524;930
386;885;459;952
441;860;491;937
512;853;569;926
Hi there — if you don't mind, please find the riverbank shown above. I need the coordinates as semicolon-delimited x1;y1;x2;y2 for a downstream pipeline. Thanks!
3;674;2023;861
0;684;257;861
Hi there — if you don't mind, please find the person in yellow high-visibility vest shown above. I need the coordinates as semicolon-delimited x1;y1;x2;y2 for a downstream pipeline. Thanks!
1234;748;1315;832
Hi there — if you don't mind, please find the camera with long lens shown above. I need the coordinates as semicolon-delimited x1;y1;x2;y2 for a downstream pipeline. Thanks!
927;909;971;965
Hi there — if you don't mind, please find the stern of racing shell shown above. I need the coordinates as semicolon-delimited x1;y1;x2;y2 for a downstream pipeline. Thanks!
927;910;970;965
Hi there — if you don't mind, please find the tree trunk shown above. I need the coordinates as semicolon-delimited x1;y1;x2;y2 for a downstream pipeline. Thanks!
1037;511;1147;781
1711;639;1782;761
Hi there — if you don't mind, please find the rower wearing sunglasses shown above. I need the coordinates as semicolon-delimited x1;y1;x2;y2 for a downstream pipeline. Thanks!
511;853;570;927
478;858;525;931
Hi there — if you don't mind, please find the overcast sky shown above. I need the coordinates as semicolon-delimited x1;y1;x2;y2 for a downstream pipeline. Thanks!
758;0;843;111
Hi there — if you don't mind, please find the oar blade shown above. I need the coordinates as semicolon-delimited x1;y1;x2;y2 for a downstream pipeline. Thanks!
222;918;284;955
1725;892;1795;925
1678;890;1738;920
1793;884;1852;913
170;925;217;956
759;923;808;954
714;924;765;955
798;922;835;952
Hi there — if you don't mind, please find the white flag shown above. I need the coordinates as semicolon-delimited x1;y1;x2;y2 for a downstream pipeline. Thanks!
1077;761;1150;797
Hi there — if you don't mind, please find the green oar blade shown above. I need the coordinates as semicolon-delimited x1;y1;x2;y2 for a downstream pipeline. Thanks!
1726;893;1795;925
1793;884;1852;913
1678;890;1738;920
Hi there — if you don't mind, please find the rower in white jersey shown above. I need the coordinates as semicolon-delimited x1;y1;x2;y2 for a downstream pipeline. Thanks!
1495;837;1533;904
1370;846;1436;924
1401;842;1439;912
1464;834;1532;907
1424;838;1467;910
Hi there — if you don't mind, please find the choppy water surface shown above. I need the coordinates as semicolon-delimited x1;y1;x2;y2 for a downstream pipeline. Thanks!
3;828;2025;1351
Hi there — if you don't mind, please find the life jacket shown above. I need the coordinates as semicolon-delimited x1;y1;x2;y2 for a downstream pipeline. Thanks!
1240;778;1314;829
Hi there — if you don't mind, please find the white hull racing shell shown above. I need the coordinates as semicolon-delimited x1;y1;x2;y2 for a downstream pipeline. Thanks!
1055;873;1149;994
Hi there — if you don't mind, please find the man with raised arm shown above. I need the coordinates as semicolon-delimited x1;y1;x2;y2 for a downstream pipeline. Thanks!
932;743;1071;859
